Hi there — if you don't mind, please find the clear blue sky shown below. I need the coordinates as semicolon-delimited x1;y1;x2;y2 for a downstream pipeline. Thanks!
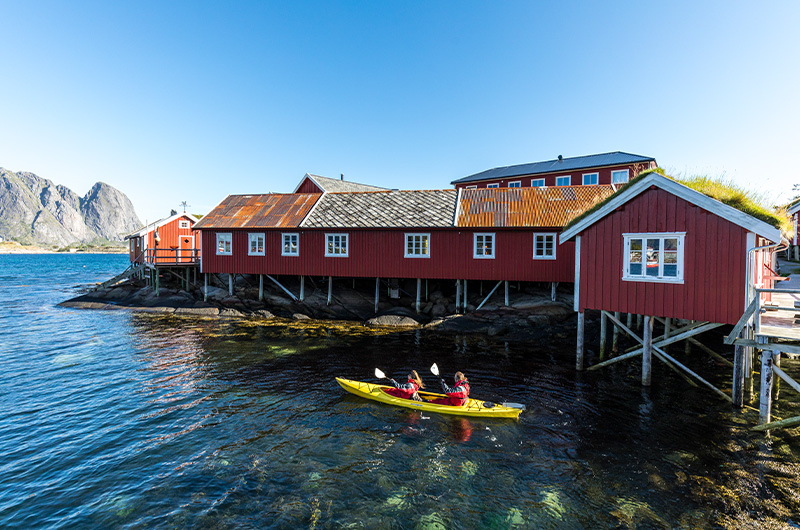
2;1;798;223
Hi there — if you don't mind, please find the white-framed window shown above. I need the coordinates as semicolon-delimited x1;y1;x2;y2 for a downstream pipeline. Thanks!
282;233;299;256
533;233;557;260
531;178;545;187
465;185;478;189
216;233;232;255
129;239;135;251
508;181;521;188
405;233;430;258
487;183;500;188
623;233;685;283
611;169;629;184
474;233;495;259
179;220;190;229
555;176;571;186
582;172;599;185
248;233;265;256
325;233;349;257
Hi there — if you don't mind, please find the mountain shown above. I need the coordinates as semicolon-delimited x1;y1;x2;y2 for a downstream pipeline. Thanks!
0;168;142;247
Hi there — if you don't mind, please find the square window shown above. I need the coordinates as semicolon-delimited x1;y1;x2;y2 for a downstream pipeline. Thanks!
582;173;599;185
531;179;545;187
465;185;478;189
611;169;629;184
556;176;571;186
487;183;500;188
508;181;521;188
282;233;299;256
474;233;495;259
533;233;557;260
623;233;684;283
325;233;349;257
248;233;265;256
405;233;430;258
179;220;190;229
216;233;232;255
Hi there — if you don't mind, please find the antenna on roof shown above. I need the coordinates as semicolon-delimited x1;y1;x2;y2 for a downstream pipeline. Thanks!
558;155;563;161
340;173;344;181
179;200;191;213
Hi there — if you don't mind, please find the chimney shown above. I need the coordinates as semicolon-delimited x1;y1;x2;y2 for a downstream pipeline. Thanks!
340;173;344;181
558;155;563;162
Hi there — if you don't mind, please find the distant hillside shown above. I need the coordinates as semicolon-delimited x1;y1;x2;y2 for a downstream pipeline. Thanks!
0;168;142;247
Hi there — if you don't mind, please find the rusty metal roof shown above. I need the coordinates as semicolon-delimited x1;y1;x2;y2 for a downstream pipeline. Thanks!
192;194;321;229
456;185;616;228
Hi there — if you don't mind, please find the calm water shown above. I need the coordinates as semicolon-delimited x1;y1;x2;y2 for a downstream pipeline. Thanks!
1;254;799;529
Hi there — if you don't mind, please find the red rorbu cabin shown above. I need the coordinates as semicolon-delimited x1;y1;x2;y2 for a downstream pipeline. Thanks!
451;151;657;190
787;201;800;260
125;212;200;265
293;173;389;194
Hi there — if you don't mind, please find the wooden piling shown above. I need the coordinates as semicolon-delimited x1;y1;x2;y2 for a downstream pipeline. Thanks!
300;276;305;301
760;350;776;424
374;278;379;313
504;280;509;306
733;341;745;408
642;316;653;386
204;273;208;302
599;311;608;360
258;275;264;301
416;278;421;313
576;311;585;371
551;282;557;301
663;318;672;354
455;279;461;313
612;311;621;352
327;276;333;306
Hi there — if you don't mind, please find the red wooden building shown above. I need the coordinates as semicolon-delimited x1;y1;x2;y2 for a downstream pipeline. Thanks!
451;151;656;190
293;173;389;194
125;212;200;265
787;200;800;260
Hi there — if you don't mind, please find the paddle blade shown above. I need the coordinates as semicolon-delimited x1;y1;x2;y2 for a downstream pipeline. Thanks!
430;363;439;376
374;368;386;379
502;402;526;411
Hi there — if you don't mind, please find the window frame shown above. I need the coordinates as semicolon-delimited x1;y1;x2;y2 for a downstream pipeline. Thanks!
473;232;495;259
611;169;629;184
487;183;500;188
622;232;685;283
248;232;265;256
282;232;299;257
404;233;431;258
179;220;190;229
508;181;521;188
555;176;571;186
216;232;232;256
530;178;545;187
465;185;478;189
582;172;599;185
533;232;557;260
325;233;349;258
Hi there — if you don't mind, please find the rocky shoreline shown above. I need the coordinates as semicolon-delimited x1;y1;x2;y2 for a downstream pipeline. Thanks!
59;274;580;341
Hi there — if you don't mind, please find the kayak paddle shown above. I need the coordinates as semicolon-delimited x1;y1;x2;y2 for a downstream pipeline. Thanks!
430;363;440;377
430;363;525;411
375;368;386;379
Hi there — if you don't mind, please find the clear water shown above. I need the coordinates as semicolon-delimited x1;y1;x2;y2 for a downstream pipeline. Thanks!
1;254;799;528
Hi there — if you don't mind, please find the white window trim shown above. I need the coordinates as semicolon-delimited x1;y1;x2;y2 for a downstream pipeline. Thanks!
248;232;265;256
533;232;557;260
622;232;685;283
531;178;545;187
487;183;500;188
473;232;495;259
611;169;629;184
465;185;478;189
325;233;349;257
179;220;190;229
582;172;599;185
282;232;299;257
216;232;232;256
404;233;431;258
555;176;571;186
508;181;521;188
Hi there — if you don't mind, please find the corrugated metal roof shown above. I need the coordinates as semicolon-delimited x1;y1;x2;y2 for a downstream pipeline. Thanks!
301;190;458;228
306;174;389;193
457;185;616;228
192;194;320;229
451;151;656;184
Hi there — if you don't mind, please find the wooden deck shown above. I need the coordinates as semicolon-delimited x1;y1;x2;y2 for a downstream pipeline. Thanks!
757;259;800;341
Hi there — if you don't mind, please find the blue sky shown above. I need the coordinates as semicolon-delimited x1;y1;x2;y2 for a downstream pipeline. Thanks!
1;1;798;223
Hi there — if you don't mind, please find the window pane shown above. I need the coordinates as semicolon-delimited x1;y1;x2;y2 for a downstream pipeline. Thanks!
646;238;660;277
629;239;642;275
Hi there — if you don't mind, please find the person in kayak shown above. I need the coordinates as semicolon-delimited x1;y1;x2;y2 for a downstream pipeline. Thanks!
431;371;470;406
385;370;425;401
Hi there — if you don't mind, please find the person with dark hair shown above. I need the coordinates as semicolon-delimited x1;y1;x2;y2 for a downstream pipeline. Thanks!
431;371;470;406
385;370;425;401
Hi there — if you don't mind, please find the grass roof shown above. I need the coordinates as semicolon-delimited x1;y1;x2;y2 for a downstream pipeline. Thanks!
563;169;791;235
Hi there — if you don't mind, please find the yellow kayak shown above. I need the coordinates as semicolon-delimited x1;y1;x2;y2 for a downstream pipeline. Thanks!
335;377;523;419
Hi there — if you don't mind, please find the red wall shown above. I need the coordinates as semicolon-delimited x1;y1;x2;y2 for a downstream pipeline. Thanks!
143;216;197;263
455;162;654;189
200;228;575;283
295;178;323;194
577;188;755;325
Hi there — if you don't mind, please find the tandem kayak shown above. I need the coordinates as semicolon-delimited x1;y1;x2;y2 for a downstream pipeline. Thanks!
335;377;524;419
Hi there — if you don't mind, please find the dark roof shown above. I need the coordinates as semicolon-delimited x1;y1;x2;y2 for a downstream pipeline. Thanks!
193;194;320;229
301;190;458;228
457;185;616;228
301;174;389;193
451;151;656;184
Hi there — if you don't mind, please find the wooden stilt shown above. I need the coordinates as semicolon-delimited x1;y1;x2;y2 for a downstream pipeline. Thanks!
155;269;160;296
416;278;421;313
759;350;776;424
464;280;468;311
774;352;782;401
327;276;333;306
374;277;379;313
599;311;608;360
576;311;585;371
663;318;672;354
550;282;557;302
612;311;621;352
455;280;462;313
626;313;633;329
642;316;653;386
425;279;428;301
204;273;208;302
258;275;264;301
504;280;509;306
300;276;305;301
733;341;746;408
637;314;643;330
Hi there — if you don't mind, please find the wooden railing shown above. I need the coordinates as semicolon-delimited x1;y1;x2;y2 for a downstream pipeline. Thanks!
144;248;200;265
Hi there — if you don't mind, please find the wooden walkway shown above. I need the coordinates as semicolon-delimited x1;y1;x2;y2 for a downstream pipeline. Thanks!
758;258;800;341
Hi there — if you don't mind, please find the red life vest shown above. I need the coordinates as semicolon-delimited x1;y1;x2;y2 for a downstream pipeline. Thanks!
446;380;470;406
385;378;420;400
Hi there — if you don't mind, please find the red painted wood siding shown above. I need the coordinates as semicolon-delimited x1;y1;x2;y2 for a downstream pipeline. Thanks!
295;178;323;194
577;188;757;325
144;216;197;263
199;228;575;282
455;162;654;189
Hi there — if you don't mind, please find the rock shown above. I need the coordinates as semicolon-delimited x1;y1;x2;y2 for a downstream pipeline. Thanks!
135;307;176;314
175;307;220;316
431;303;448;317
366;315;420;327
202;286;228;301
292;313;311;320
429;290;444;302
252;309;275;319
527;315;550;326
219;308;244;318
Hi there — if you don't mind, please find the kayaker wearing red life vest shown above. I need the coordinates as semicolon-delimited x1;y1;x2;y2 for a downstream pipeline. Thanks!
432;371;470;406
385;370;425;401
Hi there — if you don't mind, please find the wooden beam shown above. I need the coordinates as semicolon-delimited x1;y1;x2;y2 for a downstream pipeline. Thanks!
733;339;800;356
773;364;800;395
751;414;800;432
576;311;585;371
642;316;653;386
724;297;759;344
612;311;621;352
228;274;233;296
374;277;379;313
300;276;305;301
258;274;264;301
416;278;421;314
455;279;461;313
464;280;468;312
504;280;509;306
550;282;557;302
327;276;333;306
266;275;298;301
599;311;608;360
204;273;208;302
477;281;502;310
760;351;776;424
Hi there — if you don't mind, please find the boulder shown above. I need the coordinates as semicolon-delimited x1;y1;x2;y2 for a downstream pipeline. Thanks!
202;286;229;301
175;307;220;316
252;309;275;319
292;313;311;320
366;314;420;327
219;308;245;318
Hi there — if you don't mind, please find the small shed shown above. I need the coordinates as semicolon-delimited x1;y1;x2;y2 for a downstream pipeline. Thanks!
125;212;200;265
